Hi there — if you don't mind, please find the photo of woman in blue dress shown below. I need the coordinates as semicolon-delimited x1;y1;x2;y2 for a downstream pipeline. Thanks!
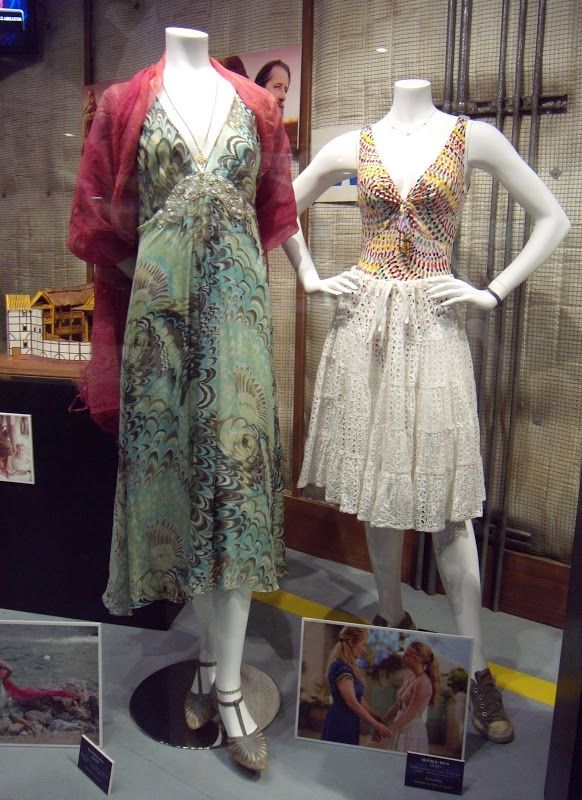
321;626;391;745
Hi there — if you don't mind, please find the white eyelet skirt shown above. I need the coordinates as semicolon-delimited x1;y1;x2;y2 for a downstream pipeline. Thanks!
298;269;485;533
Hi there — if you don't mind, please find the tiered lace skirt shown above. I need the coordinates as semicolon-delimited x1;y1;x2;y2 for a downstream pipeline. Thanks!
298;269;485;533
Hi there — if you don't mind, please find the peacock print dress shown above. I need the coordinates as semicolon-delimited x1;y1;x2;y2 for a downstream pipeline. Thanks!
298;117;485;533
103;94;285;615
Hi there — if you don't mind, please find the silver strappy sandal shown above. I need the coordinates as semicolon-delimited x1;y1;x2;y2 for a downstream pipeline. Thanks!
216;686;268;772
184;659;218;730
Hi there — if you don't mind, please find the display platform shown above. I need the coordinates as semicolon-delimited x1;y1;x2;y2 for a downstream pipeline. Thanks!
130;660;281;749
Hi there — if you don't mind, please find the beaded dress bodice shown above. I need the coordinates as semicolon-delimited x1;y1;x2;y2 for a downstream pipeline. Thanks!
357;116;469;281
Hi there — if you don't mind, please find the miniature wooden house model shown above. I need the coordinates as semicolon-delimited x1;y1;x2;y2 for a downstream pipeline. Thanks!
6;284;94;361
30;285;94;342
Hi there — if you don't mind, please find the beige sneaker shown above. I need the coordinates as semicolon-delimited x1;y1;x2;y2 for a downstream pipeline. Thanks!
470;668;514;743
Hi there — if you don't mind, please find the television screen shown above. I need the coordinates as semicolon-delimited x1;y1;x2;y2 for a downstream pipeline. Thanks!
0;1;37;55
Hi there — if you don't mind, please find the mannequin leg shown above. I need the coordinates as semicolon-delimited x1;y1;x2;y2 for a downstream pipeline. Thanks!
212;586;269;770
431;520;487;672
365;523;407;626
190;593;217;692
211;587;257;736
432;520;514;743
184;593;219;730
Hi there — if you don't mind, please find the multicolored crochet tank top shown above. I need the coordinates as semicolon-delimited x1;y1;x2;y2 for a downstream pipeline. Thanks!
357;116;469;281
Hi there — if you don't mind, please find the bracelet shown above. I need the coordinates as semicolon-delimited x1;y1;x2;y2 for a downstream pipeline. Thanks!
486;287;503;306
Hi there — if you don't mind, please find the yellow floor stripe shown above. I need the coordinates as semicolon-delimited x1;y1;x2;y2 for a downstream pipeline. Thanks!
253;590;557;707
254;589;366;624
488;662;556;707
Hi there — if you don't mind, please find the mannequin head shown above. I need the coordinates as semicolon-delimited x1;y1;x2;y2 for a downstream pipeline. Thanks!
255;60;290;113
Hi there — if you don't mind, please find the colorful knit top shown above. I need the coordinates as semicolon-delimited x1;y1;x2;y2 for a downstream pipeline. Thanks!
357;116;469;281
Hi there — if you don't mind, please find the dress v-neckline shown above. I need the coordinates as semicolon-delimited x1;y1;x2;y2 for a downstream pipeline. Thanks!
369;117;462;202
157;88;237;173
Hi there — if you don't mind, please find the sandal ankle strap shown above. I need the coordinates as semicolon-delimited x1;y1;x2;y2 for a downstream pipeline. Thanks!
216;689;247;736
195;660;217;694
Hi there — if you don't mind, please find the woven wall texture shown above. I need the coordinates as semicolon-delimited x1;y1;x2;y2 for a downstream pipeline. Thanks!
0;0;85;336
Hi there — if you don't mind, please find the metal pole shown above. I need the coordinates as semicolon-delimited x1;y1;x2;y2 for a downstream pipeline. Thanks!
478;0;511;586
291;0;315;492
483;0;528;610
443;0;458;113
427;0;470;596
456;0;472;113
493;0;547;610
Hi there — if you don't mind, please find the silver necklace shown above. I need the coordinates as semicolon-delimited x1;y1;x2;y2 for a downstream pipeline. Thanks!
162;76;220;167
386;108;438;136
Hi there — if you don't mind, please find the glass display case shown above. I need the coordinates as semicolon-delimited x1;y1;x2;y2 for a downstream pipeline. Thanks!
0;0;580;797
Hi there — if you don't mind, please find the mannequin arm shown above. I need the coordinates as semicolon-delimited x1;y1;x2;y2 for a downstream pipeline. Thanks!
283;130;360;295
281;232;358;295
293;130;359;214
428;120;570;309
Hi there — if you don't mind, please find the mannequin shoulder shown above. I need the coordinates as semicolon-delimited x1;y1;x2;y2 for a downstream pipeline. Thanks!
465;119;524;174
310;129;360;173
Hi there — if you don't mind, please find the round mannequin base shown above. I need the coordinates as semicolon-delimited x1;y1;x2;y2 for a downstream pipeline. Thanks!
129;659;281;749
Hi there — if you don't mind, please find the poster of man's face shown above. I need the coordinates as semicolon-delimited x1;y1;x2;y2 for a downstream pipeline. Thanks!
0;413;34;484
217;45;301;150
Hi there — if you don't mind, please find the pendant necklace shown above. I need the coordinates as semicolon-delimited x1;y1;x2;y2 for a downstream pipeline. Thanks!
386;107;438;136
162;75;220;167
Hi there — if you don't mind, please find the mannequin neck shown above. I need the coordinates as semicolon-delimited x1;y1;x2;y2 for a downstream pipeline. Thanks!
164;27;211;75
386;79;437;128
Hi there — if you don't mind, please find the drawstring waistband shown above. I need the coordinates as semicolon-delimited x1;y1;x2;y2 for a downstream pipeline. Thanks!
344;269;450;344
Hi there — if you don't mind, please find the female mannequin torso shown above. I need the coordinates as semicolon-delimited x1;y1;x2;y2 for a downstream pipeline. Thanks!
371;79;462;199
161;27;234;159
292;78;569;302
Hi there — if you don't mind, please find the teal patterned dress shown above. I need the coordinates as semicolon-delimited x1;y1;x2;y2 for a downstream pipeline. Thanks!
103;94;285;615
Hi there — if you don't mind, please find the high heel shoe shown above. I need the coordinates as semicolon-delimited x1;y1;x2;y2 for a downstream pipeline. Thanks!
216;687;268;772
184;659;218;730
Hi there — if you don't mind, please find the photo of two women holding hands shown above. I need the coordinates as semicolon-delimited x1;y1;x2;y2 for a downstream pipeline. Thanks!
297;621;472;759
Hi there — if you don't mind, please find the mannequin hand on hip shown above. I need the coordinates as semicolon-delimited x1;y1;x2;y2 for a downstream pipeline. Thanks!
297;265;359;296
427;276;500;310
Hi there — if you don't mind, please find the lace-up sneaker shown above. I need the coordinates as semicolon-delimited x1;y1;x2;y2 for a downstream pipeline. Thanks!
470;668;514;743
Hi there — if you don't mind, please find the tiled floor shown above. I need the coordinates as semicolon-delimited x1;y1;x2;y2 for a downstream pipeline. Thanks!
0;549;561;799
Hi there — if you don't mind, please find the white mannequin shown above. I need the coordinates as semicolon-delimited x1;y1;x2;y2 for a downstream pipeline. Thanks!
161;28;235;161
291;79;570;677
132;27;338;765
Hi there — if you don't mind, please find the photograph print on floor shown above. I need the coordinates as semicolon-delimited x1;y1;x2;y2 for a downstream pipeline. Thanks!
296;618;473;759
0;620;102;747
